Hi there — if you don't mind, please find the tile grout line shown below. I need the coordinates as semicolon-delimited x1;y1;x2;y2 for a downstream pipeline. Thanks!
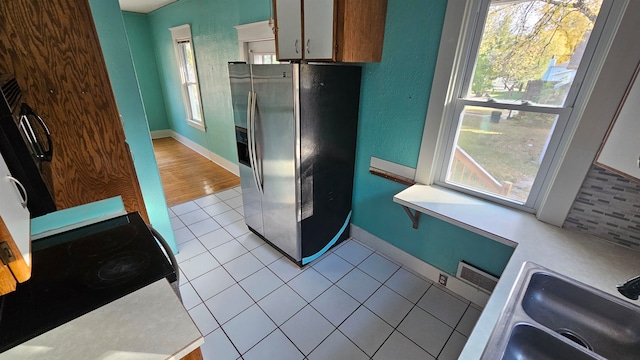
174;189;473;360
371;275;436;359
433;303;472;360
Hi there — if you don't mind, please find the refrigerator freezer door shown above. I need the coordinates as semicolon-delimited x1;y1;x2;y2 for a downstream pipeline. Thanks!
251;64;301;261
228;64;251;129
239;163;263;235
229;64;264;236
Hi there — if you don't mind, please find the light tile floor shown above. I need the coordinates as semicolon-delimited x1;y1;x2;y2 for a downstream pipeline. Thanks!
171;187;482;360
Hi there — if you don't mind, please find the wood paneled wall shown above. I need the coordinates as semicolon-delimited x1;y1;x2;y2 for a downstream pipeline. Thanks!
0;0;148;221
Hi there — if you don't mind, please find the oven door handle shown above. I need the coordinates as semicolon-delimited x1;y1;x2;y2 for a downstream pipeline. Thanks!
147;225;181;299
20;103;53;162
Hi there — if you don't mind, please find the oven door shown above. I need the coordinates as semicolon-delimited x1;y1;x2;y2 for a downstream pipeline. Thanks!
0;115;55;217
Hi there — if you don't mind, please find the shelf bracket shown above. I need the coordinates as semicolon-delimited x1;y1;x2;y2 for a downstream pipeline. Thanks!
401;206;421;229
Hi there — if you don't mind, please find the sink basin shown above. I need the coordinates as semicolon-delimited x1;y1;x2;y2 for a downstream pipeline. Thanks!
503;324;597;360
482;262;640;359
523;272;640;360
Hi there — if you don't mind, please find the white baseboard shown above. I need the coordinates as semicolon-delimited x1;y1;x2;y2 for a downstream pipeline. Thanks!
350;224;490;307
150;129;172;139
159;130;240;176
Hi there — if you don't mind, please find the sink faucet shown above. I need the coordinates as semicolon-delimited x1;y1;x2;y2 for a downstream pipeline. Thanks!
617;274;640;300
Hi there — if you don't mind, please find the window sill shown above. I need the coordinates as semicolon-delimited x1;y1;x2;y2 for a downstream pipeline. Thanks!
186;119;206;132
392;184;549;248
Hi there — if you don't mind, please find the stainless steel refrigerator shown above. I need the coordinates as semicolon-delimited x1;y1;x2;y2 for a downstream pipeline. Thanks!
228;63;361;266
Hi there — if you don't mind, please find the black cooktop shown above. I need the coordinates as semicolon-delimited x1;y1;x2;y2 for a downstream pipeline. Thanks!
0;212;175;352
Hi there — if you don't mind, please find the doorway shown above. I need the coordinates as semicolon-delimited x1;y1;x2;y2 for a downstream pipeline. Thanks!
247;40;278;64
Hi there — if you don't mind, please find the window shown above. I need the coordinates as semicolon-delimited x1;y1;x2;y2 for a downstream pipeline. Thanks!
233;21;279;63
247;39;280;64
252;53;279;64
170;25;205;131
425;0;620;212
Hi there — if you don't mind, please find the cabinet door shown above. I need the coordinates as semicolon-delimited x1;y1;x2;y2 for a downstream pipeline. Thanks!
0;0;149;222
303;0;335;60
275;0;303;60
597;67;640;180
0;152;31;287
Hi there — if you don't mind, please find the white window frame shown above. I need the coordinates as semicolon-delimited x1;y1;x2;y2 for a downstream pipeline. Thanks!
234;20;276;62
169;24;206;132
248;40;279;64
415;0;629;224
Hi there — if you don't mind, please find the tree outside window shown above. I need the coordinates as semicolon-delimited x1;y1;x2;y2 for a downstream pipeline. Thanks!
441;0;606;206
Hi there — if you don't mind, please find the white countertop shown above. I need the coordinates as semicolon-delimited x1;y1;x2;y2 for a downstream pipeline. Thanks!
1;279;203;360
394;185;640;359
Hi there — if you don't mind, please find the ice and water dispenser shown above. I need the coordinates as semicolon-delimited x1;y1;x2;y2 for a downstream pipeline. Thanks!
235;126;249;167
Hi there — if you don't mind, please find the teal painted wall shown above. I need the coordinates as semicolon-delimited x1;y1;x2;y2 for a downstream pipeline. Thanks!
89;0;177;253
128;0;514;275
122;12;170;132
352;0;513;276
142;0;270;164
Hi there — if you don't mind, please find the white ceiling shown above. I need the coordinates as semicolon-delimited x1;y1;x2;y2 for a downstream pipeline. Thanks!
119;0;177;13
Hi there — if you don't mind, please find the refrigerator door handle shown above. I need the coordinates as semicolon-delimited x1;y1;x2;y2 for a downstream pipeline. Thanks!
252;91;264;193
247;91;263;194
246;91;258;190
19;103;53;162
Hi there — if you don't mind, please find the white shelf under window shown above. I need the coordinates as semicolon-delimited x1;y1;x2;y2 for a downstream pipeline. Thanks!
392;185;544;248
393;189;640;360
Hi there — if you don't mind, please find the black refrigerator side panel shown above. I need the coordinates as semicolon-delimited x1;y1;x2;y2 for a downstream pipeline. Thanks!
299;64;361;263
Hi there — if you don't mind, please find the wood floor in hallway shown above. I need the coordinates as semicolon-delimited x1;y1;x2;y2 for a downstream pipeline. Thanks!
153;137;240;207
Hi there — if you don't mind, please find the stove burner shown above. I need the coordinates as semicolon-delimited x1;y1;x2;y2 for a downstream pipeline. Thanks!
68;224;138;257
0;212;176;353
85;251;150;289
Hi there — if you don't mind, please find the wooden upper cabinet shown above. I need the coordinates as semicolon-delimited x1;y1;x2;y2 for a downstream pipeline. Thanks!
0;0;148;222
596;62;640;181
274;0;388;62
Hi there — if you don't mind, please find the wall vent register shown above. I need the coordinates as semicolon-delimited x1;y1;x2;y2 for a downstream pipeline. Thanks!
457;260;499;294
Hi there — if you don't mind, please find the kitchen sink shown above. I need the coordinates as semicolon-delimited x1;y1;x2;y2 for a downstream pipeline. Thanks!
523;272;640;359
503;324;597;360
482;262;640;359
